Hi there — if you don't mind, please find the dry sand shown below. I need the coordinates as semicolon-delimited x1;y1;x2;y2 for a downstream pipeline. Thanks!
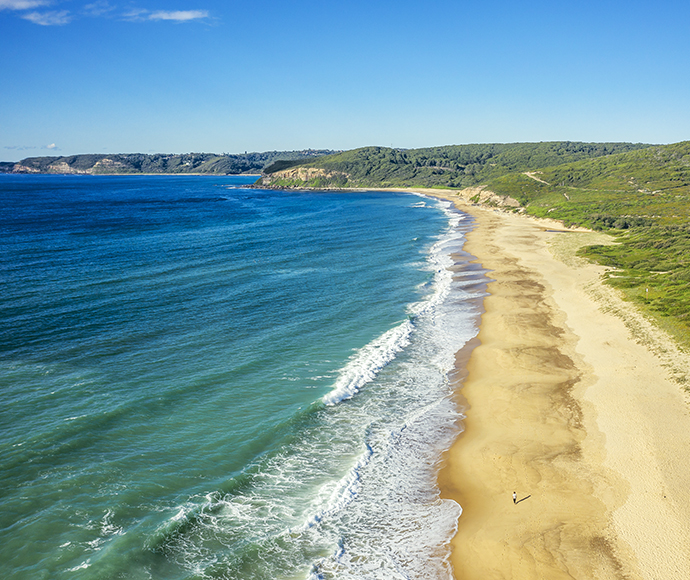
408;189;690;580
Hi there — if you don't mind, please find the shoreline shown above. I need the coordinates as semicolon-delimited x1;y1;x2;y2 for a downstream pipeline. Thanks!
415;189;690;579
260;182;690;576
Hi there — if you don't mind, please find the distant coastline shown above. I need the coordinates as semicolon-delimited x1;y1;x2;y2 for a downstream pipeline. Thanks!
0;150;337;176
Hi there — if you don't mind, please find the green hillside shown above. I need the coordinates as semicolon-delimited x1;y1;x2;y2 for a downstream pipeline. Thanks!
485;142;690;350
259;142;650;189
484;142;690;228
260;141;690;350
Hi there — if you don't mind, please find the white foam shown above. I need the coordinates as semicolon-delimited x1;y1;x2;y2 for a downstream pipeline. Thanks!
151;197;485;580
68;560;91;571
64;414;88;421
321;198;463;408
298;443;374;531
321;321;413;406
303;198;480;579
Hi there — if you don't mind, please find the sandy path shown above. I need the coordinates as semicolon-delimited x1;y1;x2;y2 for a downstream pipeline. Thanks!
523;171;550;185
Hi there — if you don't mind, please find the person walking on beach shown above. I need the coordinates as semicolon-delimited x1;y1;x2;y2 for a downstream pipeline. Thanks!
513;491;517;504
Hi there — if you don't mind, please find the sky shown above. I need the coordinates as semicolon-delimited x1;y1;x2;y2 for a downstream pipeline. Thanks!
1;0;690;160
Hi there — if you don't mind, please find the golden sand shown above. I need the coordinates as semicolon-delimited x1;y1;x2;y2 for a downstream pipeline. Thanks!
407;190;690;580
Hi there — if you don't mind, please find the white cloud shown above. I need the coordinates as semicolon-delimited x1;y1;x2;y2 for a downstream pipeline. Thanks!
122;7;146;20
21;9;72;24
148;9;208;21
46;143;58;149
4;2;209;25
83;1;114;16
125;8;209;22
0;0;51;10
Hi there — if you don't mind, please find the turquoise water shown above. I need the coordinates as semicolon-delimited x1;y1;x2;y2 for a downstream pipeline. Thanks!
0;175;485;579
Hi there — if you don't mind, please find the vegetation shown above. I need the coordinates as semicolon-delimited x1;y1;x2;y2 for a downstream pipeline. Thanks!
1;150;337;175
260;140;690;349
580;226;690;348
260;142;649;189
473;142;690;348
487;142;690;226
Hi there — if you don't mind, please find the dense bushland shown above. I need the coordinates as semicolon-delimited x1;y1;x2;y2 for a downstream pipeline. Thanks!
263;141;690;347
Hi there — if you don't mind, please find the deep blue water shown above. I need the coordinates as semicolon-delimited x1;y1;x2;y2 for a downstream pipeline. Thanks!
0;174;484;580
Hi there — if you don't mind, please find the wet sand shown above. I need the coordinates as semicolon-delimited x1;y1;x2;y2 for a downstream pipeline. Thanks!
411;190;690;580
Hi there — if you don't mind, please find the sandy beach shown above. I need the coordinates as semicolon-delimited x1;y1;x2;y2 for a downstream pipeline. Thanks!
410;189;690;580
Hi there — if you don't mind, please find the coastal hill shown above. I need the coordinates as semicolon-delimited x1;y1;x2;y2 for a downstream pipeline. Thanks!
258;141;690;229
0;150;337;175
258;142;651;190
259;141;690;350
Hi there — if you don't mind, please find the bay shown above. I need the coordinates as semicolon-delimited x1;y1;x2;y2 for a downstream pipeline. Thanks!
0;175;484;579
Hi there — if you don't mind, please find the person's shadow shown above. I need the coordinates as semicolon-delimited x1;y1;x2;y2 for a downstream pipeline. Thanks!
516;495;531;504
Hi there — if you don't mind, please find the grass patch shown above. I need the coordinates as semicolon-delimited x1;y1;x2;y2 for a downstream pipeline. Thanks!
579;225;690;349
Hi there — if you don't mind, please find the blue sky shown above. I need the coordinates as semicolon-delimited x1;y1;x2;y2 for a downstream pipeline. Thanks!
1;0;689;160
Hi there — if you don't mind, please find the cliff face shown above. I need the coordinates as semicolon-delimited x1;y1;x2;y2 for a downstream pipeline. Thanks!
259;167;348;186
257;167;350;189
10;163;44;173
11;160;109;174
91;158;130;173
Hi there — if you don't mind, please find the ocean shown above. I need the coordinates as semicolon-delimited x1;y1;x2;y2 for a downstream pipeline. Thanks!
0;175;486;580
